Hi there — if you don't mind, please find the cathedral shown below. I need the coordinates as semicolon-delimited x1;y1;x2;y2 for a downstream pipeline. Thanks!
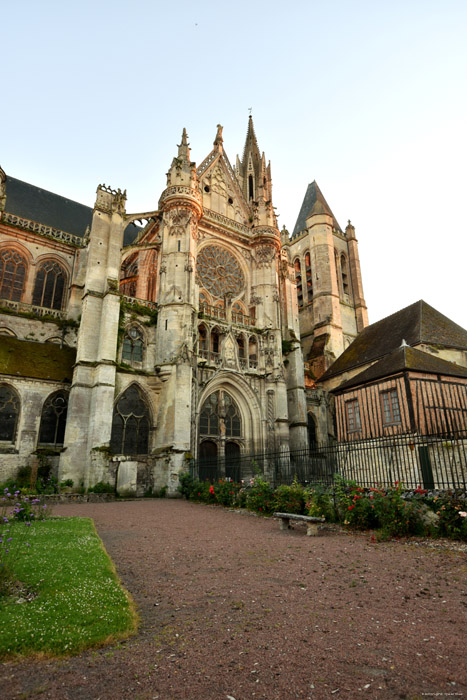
0;118;368;494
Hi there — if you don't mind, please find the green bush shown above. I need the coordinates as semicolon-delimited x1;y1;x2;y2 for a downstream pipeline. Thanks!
305;484;337;521
88;481;115;494
213;480;242;507
334;476;379;530
178;472;196;499
432;493;467;541
273;482;306;514
246;477;275;514
371;482;425;538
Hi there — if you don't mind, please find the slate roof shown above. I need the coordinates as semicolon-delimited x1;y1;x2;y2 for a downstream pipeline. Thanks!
292;181;342;236
319;300;467;383
4;176;140;246
0;337;76;382
334;344;467;392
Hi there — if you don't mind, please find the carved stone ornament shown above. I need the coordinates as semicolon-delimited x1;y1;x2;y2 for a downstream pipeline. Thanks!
255;245;275;268
273;290;280;302
167;208;191;236
159;264;167;275
250;295;262;306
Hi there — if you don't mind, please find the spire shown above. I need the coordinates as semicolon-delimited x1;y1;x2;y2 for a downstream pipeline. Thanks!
241;115;261;167
178;128;191;162
163;128;199;192
292;181;342;236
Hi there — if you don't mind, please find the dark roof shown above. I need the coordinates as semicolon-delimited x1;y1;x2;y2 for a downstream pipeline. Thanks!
5;176;139;246
292;181;342;236
0;337;76;382
334;344;467;392
319;300;467;382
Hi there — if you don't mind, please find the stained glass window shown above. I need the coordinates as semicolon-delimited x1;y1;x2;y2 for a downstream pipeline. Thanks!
197;246;245;299
122;327;144;363
0;385;20;442
0;249;26;302
199;390;241;438
110;385;150;455
38;391;68;447
32;260;66;310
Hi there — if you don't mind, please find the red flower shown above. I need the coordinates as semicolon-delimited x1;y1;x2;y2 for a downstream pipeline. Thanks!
209;486;215;494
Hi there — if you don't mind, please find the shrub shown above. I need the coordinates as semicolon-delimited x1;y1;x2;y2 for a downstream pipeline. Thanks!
88;481;115;494
334;476;379;530
178;472;196;499
371;482;425;538
214;480;242;507
432;492;467;541
273;482;306;514
245;477;275;514
305;484;337;521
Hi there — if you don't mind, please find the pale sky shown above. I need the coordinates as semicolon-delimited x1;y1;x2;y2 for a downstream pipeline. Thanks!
2;0;466;328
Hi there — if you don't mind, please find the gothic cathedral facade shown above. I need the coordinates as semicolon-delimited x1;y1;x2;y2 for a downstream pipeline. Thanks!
0;118;367;493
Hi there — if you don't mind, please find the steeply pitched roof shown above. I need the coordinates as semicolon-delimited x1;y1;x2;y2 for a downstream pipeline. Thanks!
0;337;76;382
241;115;261;167
292;181;342;236
319;300;467;382
5;176;139;246
334;344;467;392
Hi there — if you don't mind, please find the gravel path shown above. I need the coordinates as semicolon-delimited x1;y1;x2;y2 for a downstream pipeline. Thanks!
1;499;466;700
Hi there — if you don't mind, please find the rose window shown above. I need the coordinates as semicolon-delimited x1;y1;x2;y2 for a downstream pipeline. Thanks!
197;245;245;299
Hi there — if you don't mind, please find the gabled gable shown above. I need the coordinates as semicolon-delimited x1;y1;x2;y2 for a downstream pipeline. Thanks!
319;300;467;385
198;146;251;224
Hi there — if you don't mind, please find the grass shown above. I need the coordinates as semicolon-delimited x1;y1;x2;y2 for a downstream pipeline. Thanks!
0;517;138;659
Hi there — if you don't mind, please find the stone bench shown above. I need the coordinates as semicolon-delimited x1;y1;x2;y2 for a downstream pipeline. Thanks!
273;512;325;536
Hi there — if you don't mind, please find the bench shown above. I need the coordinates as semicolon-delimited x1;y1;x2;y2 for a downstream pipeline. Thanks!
273;512;325;536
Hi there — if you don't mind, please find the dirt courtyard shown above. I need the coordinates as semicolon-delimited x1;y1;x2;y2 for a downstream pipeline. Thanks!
1;499;466;700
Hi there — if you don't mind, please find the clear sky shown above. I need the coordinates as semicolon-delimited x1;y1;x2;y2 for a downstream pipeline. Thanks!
2;0;466;328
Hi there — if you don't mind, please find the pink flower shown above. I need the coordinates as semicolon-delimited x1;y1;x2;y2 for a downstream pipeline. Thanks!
459;511;467;518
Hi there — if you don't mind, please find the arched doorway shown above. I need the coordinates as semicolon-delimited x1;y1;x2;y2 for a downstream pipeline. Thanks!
225;441;241;482
198;389;243;480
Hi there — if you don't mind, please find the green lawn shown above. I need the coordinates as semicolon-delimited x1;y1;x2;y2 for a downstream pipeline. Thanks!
0;518;138;659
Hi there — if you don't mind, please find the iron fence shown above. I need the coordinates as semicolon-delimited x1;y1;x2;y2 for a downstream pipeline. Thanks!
190;431;467;490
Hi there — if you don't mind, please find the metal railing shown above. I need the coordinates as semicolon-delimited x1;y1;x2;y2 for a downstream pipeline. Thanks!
190;431;467;490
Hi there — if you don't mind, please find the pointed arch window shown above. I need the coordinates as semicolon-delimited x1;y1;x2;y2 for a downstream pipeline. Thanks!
199;390;242;439
38;391;68;447
0;384;20;443
32;260;66;310
294;258;303;308
0;249;27;302
120;253;138;297
122;327;144;364
340;254;349;296
248;175;254;200
110;385;150;455
304;251;313;303
248;336;258;368
237;335;246;359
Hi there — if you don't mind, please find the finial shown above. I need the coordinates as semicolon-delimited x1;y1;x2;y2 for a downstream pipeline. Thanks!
248;107;252;116
177;128;191;161
213;124;224;147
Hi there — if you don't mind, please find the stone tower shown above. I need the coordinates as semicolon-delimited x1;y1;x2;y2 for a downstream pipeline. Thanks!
287;181;368;381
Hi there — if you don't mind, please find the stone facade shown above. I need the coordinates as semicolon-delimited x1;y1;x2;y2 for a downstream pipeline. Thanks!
3;120;366;493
